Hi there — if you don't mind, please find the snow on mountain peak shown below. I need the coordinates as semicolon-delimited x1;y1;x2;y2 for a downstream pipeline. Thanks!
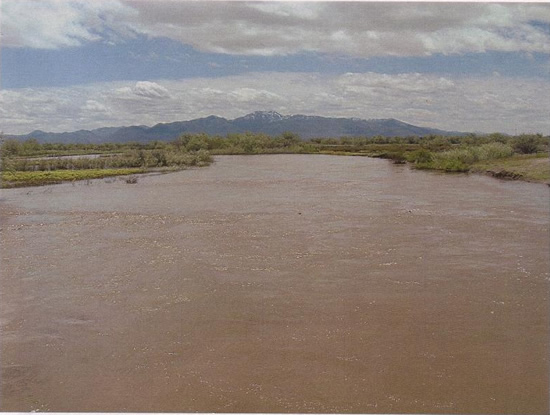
240;111;285;122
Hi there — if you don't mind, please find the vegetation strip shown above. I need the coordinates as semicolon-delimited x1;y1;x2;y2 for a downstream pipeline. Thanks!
1;132;548;187
471;154;549;183
1;169;146;188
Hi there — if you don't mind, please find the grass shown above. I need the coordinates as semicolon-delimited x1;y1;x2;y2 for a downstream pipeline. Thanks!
1;139;214;188
471;153;550;183
1;168;145;188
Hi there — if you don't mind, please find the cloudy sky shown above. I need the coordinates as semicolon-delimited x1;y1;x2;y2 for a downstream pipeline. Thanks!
1;1;550;135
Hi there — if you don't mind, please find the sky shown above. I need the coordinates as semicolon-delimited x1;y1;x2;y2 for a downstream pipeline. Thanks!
1;1;550;135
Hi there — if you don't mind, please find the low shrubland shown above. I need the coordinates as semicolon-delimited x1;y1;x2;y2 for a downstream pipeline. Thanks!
410;142;516;172
1;138;213;187
1;131;548;187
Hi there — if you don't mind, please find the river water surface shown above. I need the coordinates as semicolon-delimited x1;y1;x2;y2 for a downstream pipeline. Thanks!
1;155;548;413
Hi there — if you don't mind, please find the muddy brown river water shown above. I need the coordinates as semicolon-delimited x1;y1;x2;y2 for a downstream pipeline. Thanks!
1;155;548;413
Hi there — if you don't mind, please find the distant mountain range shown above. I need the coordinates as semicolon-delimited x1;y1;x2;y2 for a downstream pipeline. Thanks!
7;111;465;143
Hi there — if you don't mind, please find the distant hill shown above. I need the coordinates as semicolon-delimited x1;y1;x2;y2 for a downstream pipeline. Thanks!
7;111;465;143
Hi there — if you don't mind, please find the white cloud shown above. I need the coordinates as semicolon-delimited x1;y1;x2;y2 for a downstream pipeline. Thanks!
1;73;549;136
114;81;171;100
2;0;136;49
120;2;550;56
2;1;550;57
133;81;170;99
229;88;283;103
82;100;109;113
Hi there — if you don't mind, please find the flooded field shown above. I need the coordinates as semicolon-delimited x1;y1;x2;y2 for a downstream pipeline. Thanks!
1;154;548;413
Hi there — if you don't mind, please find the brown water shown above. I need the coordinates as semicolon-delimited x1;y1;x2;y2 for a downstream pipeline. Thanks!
1;155;548;413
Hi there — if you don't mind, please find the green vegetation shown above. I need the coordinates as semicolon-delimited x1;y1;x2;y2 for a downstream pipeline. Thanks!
1;131;548;187
1;138;213;188
471;153;550;182
312;133;549;182
175;131;311;154
2;169;145;188
411;142;515;172
402;136;548;182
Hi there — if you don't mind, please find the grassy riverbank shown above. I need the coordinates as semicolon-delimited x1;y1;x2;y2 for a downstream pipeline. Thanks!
1;133;548;187
471;153;550;183
1;139;213;188
316;136;549;184
1;168;146;188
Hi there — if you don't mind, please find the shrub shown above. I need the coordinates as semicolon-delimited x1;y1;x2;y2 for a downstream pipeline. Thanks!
186;136;209;152
513;136;539;154
477;142;514;159
438;147;480;165
241;137;259;154
196;149;213;165
152;150;168;167
407;149;434;164
1;139;23;157
386;152;407;163
435;158;470;172
280;132;301;147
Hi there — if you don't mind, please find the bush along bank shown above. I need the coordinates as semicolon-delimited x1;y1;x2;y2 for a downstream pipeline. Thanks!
405;140;549;183
1;139;213;188
1;132;548;186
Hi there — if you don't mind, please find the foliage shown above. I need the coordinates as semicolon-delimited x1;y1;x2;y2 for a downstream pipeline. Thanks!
1;137;214;187
2;149;212;172
407;149;433;164
1;168;144;188
433;142;513;167
2;132;548;186
513;135;541;154
471;153;549;182
186;134;210;152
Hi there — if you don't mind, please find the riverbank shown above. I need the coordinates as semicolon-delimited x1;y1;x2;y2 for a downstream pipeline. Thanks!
0;143;213;188
1;134;548;187
327;151;550;184
1;168;145;188
471;153;549;183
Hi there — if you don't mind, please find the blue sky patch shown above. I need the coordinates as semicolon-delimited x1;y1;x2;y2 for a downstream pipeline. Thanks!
3;35;549;89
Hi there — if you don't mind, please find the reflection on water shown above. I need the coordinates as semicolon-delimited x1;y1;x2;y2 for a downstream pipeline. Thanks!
1;155;548;413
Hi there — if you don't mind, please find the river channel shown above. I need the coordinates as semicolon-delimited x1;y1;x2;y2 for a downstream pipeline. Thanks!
1;154;548;413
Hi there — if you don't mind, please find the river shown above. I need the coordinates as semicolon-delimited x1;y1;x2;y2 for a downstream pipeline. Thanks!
1;154;548;413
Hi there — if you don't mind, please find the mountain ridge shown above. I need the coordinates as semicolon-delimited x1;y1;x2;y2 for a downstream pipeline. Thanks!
7;111;465;143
